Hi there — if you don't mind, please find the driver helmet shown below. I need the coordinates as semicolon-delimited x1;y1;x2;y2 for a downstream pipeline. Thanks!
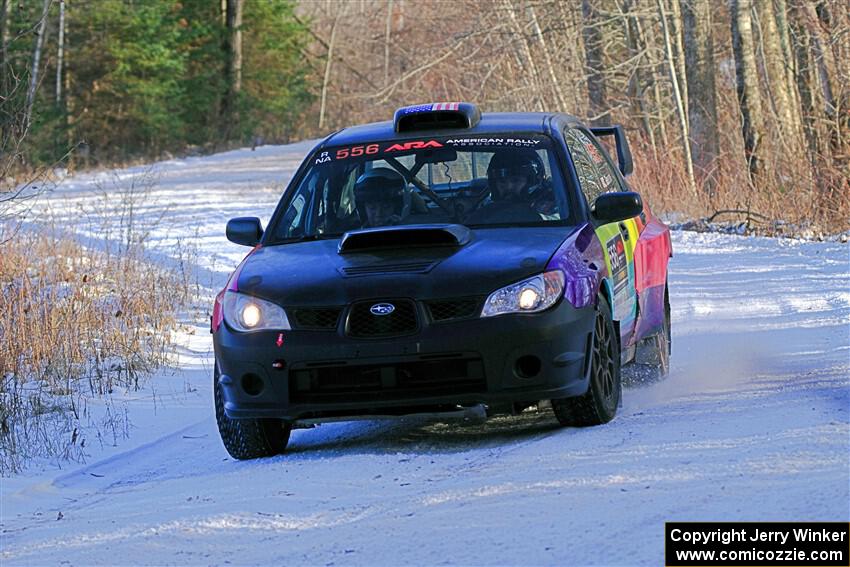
486;148;546;202
354;167;408;226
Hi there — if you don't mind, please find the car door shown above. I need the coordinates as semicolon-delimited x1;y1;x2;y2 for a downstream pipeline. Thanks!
564;128;638;340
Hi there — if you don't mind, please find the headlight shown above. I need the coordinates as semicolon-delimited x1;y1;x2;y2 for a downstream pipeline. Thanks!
221;291;291;332
481;270;565;317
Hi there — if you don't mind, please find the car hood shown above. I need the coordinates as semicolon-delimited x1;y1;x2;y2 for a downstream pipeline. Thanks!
236;226;577;306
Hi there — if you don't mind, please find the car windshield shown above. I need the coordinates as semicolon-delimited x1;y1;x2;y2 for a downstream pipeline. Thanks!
267;134;570;243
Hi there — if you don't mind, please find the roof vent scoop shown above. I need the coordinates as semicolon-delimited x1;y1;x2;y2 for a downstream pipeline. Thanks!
394;102;481;133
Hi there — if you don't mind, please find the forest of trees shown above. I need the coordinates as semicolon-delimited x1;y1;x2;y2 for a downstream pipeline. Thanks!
0;0;312;168
1;0;848;232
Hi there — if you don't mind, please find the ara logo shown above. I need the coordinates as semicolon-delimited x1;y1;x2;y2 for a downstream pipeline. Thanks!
370;303;395;316
384;140;443;152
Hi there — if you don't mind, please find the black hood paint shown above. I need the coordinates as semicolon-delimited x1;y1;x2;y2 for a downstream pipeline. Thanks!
237;227;575;306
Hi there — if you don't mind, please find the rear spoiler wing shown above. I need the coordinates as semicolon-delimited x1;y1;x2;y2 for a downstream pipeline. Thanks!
589;125;633;176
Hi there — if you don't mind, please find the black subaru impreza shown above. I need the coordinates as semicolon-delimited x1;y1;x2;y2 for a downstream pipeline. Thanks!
212;102;672;459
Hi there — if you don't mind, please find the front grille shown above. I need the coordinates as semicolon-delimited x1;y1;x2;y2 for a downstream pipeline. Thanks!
346;299;418;338
426;298;482;322
341;261;435;277
291;308;342;330
289;355;486;404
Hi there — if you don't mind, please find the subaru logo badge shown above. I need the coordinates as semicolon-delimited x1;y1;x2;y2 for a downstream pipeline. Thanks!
370;303;395;316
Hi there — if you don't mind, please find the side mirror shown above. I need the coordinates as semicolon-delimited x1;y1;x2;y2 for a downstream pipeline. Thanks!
591;192;643;224
226;217;263;247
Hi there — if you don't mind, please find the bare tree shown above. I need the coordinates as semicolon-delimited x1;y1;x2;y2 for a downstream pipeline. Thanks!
582;0;609;124
682;0;719;188
383;0;393;87
1;0;9;104
55;0;64;106
24;0;52;134
221;0;243;136
503;0;545;111
754;0;806;159
730;0;766;180
528;3;568;112
318;5;342;130
656;0;696;194
624;0;656;154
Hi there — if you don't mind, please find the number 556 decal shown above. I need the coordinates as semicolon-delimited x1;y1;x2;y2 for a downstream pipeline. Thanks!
336;144;380;159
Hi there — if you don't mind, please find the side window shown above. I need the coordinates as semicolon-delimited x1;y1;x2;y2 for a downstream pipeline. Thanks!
276;176;315;239
565;129;605;203
336;167;359;220
580;130;621;194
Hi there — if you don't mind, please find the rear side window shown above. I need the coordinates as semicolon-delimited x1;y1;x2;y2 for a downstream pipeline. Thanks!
565;129;606;204
580;130;622;194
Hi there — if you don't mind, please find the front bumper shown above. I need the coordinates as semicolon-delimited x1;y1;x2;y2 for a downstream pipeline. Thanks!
213;298;595;421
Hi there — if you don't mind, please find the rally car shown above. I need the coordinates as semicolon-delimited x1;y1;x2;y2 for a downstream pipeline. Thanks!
212;102;672;459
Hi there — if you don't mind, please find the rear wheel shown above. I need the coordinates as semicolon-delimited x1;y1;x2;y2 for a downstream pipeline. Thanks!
214;365;292;460
552;296;620;426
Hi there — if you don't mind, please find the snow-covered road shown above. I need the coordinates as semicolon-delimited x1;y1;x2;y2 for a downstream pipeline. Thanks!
2;143;848;566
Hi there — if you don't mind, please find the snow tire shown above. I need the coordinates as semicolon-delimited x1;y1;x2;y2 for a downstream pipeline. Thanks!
214;366;292;460
552;295;621;426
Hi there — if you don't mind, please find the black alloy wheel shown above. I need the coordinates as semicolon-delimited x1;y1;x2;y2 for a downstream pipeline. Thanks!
552;295;621;426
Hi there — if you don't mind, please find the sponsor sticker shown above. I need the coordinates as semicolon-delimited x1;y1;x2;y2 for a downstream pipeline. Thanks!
445;137;540;147
384;140;443;152
606;234;630;316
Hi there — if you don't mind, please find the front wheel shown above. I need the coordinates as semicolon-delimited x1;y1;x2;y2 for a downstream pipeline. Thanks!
214;365;292;460
552;296;621;426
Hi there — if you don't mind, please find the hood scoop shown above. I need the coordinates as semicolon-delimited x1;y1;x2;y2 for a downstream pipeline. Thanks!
338;224;471;254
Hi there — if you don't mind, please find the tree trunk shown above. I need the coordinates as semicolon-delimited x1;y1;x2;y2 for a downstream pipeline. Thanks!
754;0;805;158
682;0;719;189
624;0;657;155
221;0;242;137
555;1;587;115
528;3;568;112
503;0;545;111
318;10;340;130
582;0;609;125
790;1;848;172
656;0;696;195
730;0;766;181
667;0;688;122
24;0;52;135
56;0;64;105
772;0;802;118
383;0;393;87
801;2;843;153
789;4;823;164
0;0;9;106
634;9;669;147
